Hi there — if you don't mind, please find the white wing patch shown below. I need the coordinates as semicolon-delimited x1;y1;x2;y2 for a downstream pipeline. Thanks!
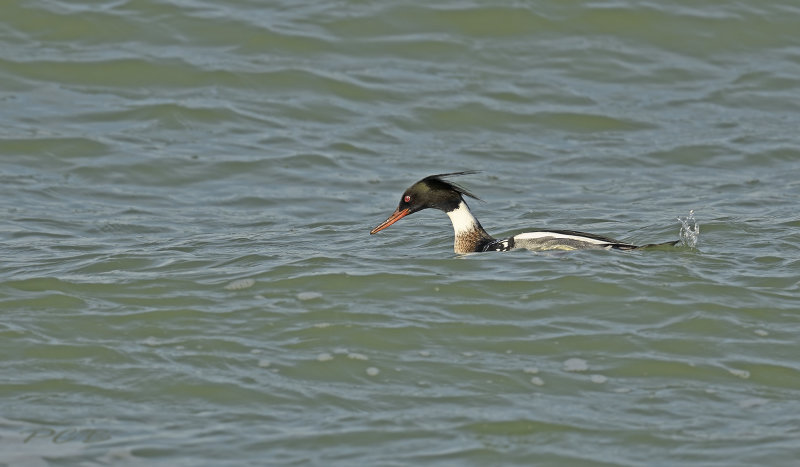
482;239;512;251
513;231;610;245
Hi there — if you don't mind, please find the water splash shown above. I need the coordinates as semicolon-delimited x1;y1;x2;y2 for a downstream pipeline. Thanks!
677;210;700;248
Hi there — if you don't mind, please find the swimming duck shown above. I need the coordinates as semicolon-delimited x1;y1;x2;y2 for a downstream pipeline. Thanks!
370;171;678;253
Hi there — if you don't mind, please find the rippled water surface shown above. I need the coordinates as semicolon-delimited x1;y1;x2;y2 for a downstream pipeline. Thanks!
2;1;800;465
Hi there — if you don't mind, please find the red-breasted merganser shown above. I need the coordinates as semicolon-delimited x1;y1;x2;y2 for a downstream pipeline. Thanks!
370;171;679;254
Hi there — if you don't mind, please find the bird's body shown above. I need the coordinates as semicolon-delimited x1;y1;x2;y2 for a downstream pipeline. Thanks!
370;172;677;254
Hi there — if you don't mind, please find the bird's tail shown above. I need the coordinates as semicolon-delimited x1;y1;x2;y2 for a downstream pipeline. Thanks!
637;240;681;249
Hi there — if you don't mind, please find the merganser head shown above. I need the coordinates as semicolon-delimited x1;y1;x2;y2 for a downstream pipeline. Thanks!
370;171;481;234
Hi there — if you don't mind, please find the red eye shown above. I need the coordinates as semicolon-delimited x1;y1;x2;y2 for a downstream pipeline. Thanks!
404;195;411;203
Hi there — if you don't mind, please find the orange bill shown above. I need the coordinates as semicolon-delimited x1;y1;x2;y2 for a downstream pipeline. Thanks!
370;208;411;234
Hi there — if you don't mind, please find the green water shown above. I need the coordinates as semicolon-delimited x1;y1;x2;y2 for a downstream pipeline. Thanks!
2;1;799;465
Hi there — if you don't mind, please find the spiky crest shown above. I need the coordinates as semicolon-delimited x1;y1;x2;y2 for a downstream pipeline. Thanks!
420;171;482;201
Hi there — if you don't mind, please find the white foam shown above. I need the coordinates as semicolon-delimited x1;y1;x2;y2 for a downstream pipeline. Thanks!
225;278;255;290
143;336;162;347
590;374;608;384
677;209;700;248
739;398;768;408
297;291;322;301
563;358;589;372
366;367;380;376
729;368;750;379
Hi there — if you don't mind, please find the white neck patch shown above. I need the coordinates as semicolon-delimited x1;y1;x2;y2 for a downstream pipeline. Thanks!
446;201;480;236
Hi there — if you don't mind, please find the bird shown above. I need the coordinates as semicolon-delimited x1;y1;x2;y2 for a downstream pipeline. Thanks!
369;171;679;254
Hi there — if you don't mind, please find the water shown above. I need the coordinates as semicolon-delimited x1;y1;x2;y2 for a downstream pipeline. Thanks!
677;210;699;248
2;0;800;465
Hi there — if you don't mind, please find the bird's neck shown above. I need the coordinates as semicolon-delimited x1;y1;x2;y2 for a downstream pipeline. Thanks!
446;201;494;254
